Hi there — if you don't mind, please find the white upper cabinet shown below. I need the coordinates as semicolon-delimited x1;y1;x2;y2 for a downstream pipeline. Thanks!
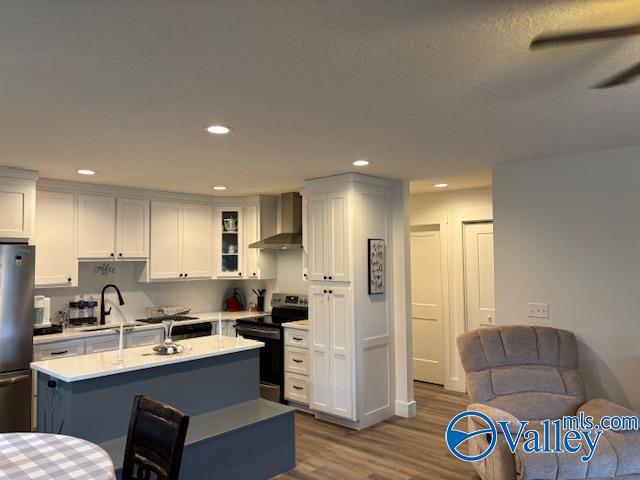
306;191;349;282
77;195;116;259
33;191;77;287
307;194;327;281
0;176;36;240
78;195;149;260
149;201;182;280
182;204;213;279
243;198;277;280
327;192;349;282
149;201;212;281
215;207;244;278
116;198;149;259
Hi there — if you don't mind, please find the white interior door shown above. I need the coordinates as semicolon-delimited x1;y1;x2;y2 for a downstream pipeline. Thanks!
410;229;444;384
464;222;495;331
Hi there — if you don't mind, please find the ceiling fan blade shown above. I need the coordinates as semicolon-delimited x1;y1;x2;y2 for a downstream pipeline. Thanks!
531;24;640;49
593;61;640;88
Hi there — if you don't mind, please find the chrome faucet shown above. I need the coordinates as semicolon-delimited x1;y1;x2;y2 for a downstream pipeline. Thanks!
100;284;125;325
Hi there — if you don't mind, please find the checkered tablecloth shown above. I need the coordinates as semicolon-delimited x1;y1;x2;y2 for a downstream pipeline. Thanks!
0;433;115;480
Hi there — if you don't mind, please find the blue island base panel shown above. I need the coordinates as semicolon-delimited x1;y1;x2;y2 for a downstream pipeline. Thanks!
37;349;260;443
113;412;296;480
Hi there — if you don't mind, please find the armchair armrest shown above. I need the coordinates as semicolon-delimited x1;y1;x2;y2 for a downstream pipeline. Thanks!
578;399;638;431
468;403;521;433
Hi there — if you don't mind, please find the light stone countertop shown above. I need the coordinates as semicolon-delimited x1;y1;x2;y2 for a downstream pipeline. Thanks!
33;310;267;345
30;335;264;382
283;320;308;330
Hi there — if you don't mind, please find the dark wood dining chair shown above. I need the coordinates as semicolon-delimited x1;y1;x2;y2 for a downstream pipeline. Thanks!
122;395;190;480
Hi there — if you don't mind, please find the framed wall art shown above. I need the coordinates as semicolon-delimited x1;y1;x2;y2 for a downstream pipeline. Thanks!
368;238;385;295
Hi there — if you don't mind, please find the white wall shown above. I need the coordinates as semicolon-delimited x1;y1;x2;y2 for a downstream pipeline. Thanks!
274;250;306;294
36;262;268;324
410;187;492;225
493;147;640;410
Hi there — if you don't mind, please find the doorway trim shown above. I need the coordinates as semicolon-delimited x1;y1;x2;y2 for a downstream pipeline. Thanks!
446;207;493;392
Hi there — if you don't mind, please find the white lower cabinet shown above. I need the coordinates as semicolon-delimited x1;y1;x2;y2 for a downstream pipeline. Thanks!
284;372;309;404
285;346;309;375
125;329;163;348
309;285;353;419
33;339;85;361
84;335;119;354
283;325;310;407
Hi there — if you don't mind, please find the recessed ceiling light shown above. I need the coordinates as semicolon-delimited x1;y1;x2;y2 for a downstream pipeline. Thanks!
434;183;449;188
206;125;231;135
352;159;370;167
213;186;227;191
77;169;96;175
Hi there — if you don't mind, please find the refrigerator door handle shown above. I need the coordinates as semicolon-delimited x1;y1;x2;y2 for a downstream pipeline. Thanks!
0;373;30;387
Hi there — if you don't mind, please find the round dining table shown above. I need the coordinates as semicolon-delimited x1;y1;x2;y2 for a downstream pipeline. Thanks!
0;432;116;480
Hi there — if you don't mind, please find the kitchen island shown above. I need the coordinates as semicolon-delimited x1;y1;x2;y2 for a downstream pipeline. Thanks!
31;335;296;479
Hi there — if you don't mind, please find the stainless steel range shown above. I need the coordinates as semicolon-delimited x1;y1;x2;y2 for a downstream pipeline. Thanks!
235;293;308;403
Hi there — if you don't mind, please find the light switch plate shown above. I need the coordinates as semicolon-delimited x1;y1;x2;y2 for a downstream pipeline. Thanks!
527;303;549;319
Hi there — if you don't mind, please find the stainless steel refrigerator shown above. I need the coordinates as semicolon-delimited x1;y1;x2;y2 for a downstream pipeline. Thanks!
0;244;34;432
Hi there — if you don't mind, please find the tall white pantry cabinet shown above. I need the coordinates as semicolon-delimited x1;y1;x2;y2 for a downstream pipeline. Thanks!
304;174;396;429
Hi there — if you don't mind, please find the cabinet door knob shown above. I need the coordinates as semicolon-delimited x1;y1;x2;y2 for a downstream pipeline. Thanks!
67;277;72;282
184;273;188;278
110;253;114;257
323;276;327;280
328;276;333;280
323;290;327;294
179;273;183;277
329;290;333;294
118;253;123;257
303;273;307;278
238;272;242;276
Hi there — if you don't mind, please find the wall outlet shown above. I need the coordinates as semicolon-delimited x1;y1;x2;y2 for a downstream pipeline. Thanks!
527;303;549;319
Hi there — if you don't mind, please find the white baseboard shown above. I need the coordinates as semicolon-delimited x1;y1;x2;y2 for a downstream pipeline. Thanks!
395;400;417;418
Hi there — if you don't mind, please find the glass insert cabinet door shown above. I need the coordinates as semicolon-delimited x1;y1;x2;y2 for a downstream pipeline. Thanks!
216;207;243;277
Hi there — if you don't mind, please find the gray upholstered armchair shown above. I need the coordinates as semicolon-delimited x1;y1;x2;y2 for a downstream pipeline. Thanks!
457;326;640;480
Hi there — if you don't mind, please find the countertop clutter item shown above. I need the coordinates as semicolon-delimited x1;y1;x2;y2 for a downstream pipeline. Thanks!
252;288;266;312
144;305;192;321
69;296;98;326
33;295;50;325
0;244;35;433
223;288;245;312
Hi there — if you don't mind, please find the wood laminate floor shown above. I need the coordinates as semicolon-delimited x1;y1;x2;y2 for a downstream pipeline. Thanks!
277;382;480;480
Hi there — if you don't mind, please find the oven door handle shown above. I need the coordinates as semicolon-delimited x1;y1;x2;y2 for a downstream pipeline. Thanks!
235;326;281;340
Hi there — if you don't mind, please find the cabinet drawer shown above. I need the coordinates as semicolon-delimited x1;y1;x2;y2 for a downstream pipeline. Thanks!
284;328;308;347
125;330;163;348
284;346;309;375
33;340;84;361
284;372;309;404
85;335;119;354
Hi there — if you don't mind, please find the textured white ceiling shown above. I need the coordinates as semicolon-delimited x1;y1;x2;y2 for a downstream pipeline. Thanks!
1;0;640;195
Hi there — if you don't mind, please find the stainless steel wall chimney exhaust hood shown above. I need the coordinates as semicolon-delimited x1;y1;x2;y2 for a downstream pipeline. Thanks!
249;192;302;249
